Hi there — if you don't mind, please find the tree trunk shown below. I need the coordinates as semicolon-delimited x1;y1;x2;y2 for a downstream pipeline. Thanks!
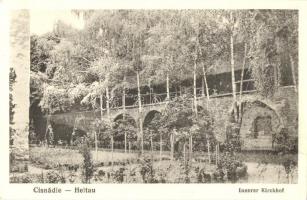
201;77;205;97
124;132;127;154
189;135;193;161
111;136;114;167
170;134;174;160
99;79;104;118
137;70;144;154
150;134;153;155
160;133;162;162
106;86;110;118
289;54;297;93
106;86;113;166
100;95;103;118
230;31;237;122
215;145;218;165
123;77;127;153
166;72;170;101
123;76;126;111
95;130;98;161
202;65;210;110
183;142;186;164
239;42;247;123
193;59;198;115
207;139;211;164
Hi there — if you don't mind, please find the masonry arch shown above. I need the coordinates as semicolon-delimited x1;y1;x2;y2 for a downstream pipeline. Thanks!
143;110;162;151
113;113;138;150
232;98;284;150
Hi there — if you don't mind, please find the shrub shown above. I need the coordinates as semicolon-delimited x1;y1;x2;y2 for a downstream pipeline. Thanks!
46;170;66;183
224;122;241;153
114;167;126;183
195;166;211;183
218;153;247;183
79;137;94;183
274;128;298;153
139;157;158;183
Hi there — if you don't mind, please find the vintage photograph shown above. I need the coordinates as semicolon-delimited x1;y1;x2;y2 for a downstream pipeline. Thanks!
9;9;298;184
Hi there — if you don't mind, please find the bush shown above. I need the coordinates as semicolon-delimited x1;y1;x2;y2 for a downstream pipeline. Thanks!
46;170;66;183
79;137;94;183
218;153;247;183
223;122;241;153
114;167;126;183
139;157;158;183
274;128;298;153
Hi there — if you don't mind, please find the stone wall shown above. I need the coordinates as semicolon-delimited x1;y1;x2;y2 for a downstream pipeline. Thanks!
47;86;298;151
10;10;30;172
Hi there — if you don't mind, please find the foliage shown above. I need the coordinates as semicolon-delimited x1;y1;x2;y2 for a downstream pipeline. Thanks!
273;127;298;153
113;117;137;142
39;85;73;114
248;10;298;97
30;10;298;116
157;95;215;154
139;156;158;183
9;68;16;144
79;137;94;183
46;170;66;183
218;152;247;183
224;122;241;153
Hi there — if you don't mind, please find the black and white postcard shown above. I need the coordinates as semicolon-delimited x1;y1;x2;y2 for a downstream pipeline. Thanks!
1;0;307;199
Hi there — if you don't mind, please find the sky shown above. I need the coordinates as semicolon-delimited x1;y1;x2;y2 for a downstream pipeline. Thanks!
30;10;84;35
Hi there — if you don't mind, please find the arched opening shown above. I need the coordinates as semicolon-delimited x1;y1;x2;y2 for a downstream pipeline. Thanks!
113;113;137;151
143;110;163;151
238;100;282;150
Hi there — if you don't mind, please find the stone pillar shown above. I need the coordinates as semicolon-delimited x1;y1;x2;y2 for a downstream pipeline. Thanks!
10;10;30;173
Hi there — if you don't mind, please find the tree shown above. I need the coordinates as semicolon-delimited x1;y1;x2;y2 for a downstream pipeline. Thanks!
113;118;137;154
247;10;298;97
9;68;17;145
157;94;214;161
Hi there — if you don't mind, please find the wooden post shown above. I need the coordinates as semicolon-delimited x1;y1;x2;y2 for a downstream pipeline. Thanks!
150;132;153;155
123;80;127;154
207;140;211;164
215;145;218;165
94;130;98;161
183;143;186;164
189;135;193;161
106;86;113;167
124;132;127;154
170;133;174;161
160;133;162;162
136;70;144;154
217;143;220;164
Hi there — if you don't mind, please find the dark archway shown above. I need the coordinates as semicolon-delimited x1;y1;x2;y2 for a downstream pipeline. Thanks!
143;110;162;151
113;113;137;150
143;110;161;128
237;99;283;150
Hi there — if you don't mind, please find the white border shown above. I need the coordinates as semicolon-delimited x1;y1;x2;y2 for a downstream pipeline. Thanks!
0;0;306;200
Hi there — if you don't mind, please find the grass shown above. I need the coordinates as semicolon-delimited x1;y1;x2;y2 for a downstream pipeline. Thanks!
29;146;170;169
234;151;298;165
26;147;298;183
